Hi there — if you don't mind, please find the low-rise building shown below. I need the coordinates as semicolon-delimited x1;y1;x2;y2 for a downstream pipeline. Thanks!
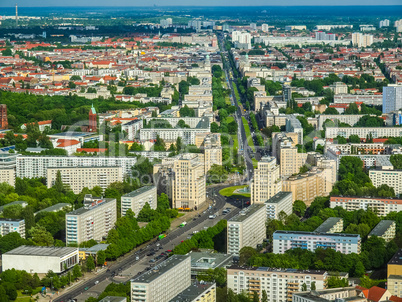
227;266;328;301
0;218;25;238
273;230;361;254
227;204;266;255
188;251;234;277
330;196;402;216
2;245;79;274
79;243;109;260
169;282;216;302
314;217;343;234
293;287;368;302
121;186;157;217
368;220;396;243
131;255;191;302
265;192;293;220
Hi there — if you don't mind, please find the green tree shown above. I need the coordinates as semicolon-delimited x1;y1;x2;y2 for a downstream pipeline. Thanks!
0;285;9;302
239;247;258;266
349;135;361;143
86;255;95;272
293;200;307;217
301;283;307;291
261;290;268;302
72;264;82;279
53;170;65;193
207;165;228;184
29;225;54;246
21;205;35;237
97;250;106;266
311;281;316;290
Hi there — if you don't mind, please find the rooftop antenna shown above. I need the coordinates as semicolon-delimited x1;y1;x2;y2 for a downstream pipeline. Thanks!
15;3;18;27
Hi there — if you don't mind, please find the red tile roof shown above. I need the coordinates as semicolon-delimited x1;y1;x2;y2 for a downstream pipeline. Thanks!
367;286;387;302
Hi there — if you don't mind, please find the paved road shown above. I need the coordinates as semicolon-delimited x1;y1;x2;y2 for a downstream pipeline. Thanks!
53;184;241;302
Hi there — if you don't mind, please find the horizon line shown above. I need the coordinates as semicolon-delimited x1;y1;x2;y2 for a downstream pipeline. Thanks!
2;4;402;7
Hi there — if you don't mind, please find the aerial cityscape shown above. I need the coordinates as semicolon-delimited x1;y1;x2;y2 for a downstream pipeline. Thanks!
0;2;400;302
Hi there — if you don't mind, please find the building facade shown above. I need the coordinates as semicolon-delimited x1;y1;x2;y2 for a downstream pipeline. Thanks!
169;283;216;302
265;192;293;220
330;196;402;216
227;266;327;302
121;186;157;217
383;84;402;114
0;219;25;238
368;220;396;243
131;255;191;302
369;169;402;196
273;231;361;254
47;166;123;194
251;156;282;204
227;204;266;255
65;195;117;245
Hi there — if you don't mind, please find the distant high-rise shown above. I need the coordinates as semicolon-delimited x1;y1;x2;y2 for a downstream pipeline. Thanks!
351;32;373;47
0;104;8;129
88;104;97;132
379;19;390;28
261;23;269;32
15;3;18;27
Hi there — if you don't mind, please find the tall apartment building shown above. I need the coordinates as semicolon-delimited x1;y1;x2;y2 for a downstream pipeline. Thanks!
325;127;402;139
315;31;336;41
131;255;191;302
227;266;328;302
250;156;282;204
387;249;402;297
201;133;222;175
383;84;402;114
121;185;157;217
379;19;390;28
65;195;117;245
47;166;123;194
169;283;216;302
314;217;343;234
173;154;206;209
16;156;137;179
368;220;396;243
351;32;374;47
286;115;303;145
261;23;269;32
306;152;337;195
282;167;326;205
330;196;402;215
227;204;266;255
0;219;25;238
273;231;361;254
265;192;293;220
369;168;402;195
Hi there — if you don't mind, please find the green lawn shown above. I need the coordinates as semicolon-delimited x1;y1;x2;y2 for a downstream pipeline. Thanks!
252;158;258;168
219;185;251;198
232;84;242;106
242;117;255;152
231;134;239;151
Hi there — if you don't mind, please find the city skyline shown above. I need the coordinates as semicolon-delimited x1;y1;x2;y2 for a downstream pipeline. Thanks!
1;0;402;7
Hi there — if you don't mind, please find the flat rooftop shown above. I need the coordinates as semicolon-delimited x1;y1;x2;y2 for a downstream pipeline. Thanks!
265;192;292;204
5;245;77;258
188;251;233;270
228;204;265;223
369;220;395;237
168;283;215;302
227;265;326;275
122;185;155;198
67;198;115;216
80;243;109;253
274;230;360;238
314;217;343;233
35;203;71;215
131;255;189;284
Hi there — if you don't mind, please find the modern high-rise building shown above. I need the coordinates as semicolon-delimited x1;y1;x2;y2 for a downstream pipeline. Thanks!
0;104;8;129
273;230;361;254
265;192;293;220
227;204;266;255
379;19;390;28
65;195;117;245
315;31;336;41
201;133;222;175
131;255;191;302
369;168;402;196
250;23;257;30
121;185;157;217
227;266;328;301
383;84;402;114
250;156;282;205
89;104;97;132
351;32;373;47
47;166;123;194
261;23;269;32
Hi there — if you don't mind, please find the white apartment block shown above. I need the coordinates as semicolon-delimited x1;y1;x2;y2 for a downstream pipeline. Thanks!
65;195;117;245
0;168;15;187
273;231;361;255
251;156;282;205
227;266;327;302
317;114;366;130
368;220;396;243
329;82;348;95
140;128;210;145
47;166;123;194
131;255;191;302
293;287;367;302
314;217;343;234
0;219;25;238
261;23;269;32
202;133;222;175
334;94;383;106
383;85;402;114
16;156;137;179
265;192;293;220
227;204;266;255
325;127;402;139
351;32;373;47
330;196;402;216
121;185;157;217
369;169;402;196
286;115;303;145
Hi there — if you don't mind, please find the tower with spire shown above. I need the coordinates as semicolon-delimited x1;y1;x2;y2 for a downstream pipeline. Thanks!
88;103;97;132
15;3;18;27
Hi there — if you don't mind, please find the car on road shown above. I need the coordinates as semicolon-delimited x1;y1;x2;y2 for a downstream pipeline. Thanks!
209;214;217;219
135;256;140;261
149;259;156;263
94;280;99;285
84;287;89;291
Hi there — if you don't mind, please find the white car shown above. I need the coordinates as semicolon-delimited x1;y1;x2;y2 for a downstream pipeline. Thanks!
209;215;217;219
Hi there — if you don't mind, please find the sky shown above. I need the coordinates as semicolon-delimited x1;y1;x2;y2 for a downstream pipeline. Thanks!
2;0;402;6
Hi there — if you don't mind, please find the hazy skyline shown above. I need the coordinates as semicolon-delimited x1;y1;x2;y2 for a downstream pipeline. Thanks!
2;0;402;7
